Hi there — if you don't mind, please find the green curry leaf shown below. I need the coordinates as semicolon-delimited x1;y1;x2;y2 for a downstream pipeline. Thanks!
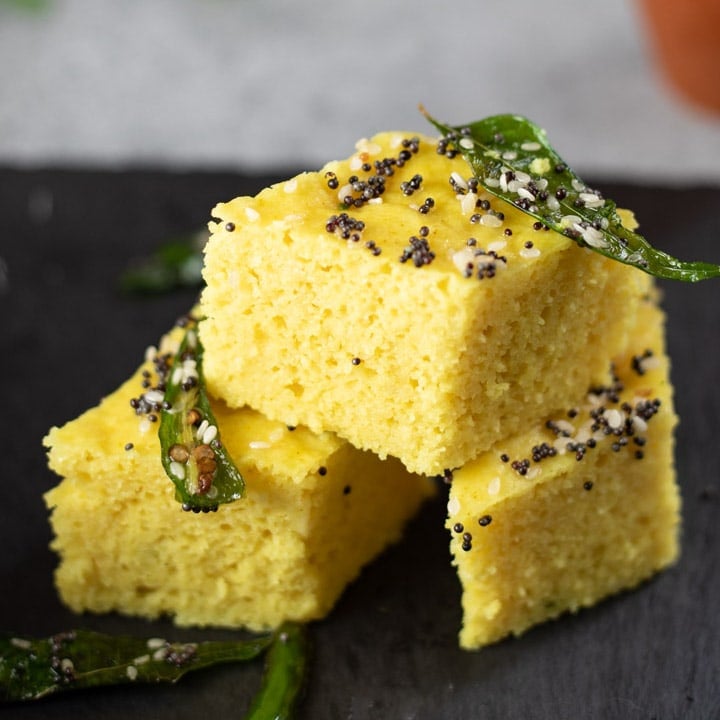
421;108;720;282
0;629;272;702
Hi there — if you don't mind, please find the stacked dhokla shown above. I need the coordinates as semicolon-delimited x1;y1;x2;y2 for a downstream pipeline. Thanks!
45;128;679;645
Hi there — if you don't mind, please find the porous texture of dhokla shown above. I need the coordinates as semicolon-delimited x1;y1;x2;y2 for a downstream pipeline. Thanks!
44;343;434;631
200;131;651;475
446;296;679;649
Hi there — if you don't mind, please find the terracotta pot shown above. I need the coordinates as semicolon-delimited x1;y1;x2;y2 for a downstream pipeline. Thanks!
638;0;720;114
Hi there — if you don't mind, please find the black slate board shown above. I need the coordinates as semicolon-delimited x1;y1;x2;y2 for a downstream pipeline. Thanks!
1;167;719;719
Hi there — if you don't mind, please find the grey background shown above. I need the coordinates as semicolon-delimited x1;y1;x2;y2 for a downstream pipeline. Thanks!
1;0;720;181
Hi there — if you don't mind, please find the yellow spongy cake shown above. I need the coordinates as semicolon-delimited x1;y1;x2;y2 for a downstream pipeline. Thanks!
200;131;650;475
446;296;679;649
44;334;434;631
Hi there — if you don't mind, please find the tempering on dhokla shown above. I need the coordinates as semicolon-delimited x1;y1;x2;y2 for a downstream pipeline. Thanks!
200;131;651;475
446;297;679;649
43;323;434;631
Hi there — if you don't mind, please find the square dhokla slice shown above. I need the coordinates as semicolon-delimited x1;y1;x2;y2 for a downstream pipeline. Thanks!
44;335;434;632
446;296;679;649
200;131;651;475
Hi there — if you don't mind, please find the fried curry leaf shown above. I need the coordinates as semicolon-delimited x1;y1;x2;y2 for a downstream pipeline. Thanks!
421;108;720;282
159;318;245;511
0;629;272;702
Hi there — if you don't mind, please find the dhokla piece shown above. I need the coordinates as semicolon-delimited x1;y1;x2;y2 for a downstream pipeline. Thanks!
44;339;434;631
446;297;679;649
200;132;651;475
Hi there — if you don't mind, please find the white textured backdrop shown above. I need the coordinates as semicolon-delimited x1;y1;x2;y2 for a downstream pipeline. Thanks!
1;0;719;180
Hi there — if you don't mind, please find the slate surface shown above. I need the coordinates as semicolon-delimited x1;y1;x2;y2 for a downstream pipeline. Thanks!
1;168;718;719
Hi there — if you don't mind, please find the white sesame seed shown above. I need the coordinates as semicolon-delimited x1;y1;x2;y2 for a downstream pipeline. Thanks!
349;155;363;171
460;192;478;215
368;197;383;205
579;225;609;248
514;170;532;184
450;172;468;191
502;150;518;161
560;214;582;228
61;658;74;672
337;184;353;202
147;638;167;650
245;207;260;222
487;240;507;252
283;178;298;194
579;192;605;209
127;665;139;681
632;415;648;433
207;485;219;499
640;355;661;372
574;424;593;444
487;476;501;495
133;655;150;665
158;335;180;356
526;467;540;480
571;179;586;192
355;138;381;155
546;195;560;211
459;137;474;150
480;214;503;228
171;367;184;385
605;408;624;430
521;141;542;151
144;345;157;363
586;392;604;408
554;419;576;436
269;427;285;442
152;647;168;661
484;176;500;188
202;425;218;444
452;247;475;273
249;440;271;449
10;637;31;650
143;389;165;405
196;419;209;440
138;418;152;434
520;246;541;259
170;461;186;480
447;496;460;517
517;187;536;202
499;173;509;192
